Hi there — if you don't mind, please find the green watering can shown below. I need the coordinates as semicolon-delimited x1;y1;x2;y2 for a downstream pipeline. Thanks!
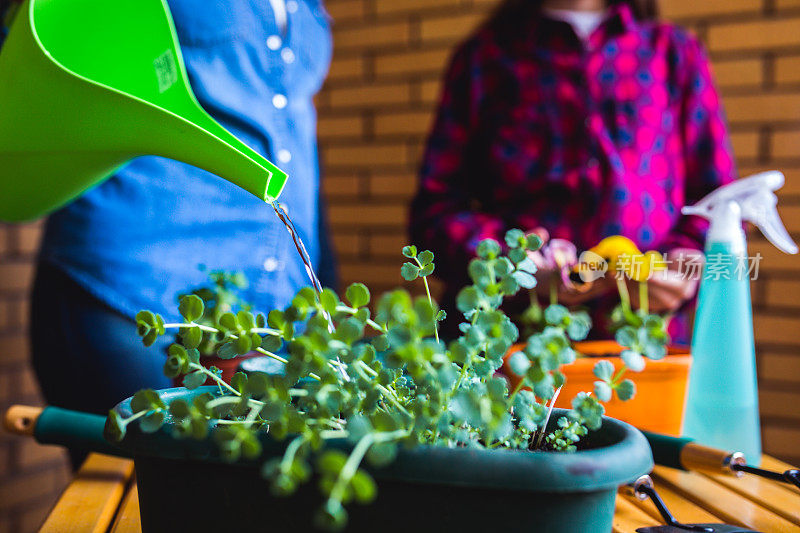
0;0;288;222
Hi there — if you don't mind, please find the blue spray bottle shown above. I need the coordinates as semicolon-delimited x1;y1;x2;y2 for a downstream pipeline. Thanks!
681;171;798;465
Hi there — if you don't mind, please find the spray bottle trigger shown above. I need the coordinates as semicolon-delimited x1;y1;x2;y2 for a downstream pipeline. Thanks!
755;205;798;254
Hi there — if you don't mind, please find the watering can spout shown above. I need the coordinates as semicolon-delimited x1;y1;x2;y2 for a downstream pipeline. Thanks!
0;0;287;222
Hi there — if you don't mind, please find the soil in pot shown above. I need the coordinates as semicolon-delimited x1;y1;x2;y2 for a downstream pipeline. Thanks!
501;340;690;435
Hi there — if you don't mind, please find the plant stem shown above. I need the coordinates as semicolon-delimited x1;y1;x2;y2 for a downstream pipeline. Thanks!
616;278;631;312
413;258;439;343
638;281;649;315
507;378;526;406
187;362;240;395
335;305;387;334
549;279;558;306
280;435;307;473
534;386;562;450
328;430;409;506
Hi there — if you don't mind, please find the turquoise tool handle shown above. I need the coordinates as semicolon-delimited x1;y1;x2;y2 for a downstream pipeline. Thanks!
34;406;129;458
642;430;694;471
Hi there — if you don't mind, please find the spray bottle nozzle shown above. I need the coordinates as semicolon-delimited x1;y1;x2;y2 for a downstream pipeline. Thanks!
682;171;798;255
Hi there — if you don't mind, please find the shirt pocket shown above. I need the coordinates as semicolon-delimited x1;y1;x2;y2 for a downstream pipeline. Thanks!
166;0;258;46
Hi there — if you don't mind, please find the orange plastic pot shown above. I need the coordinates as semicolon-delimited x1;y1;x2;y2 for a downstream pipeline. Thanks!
171;352;260;387
500;341;690;436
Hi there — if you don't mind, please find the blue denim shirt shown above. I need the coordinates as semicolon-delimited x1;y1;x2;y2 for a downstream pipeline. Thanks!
2;0;332;319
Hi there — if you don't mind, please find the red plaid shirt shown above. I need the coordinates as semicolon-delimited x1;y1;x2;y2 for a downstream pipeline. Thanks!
410;4;735;341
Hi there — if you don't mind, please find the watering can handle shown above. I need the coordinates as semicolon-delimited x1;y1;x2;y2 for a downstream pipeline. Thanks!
4;404;129;458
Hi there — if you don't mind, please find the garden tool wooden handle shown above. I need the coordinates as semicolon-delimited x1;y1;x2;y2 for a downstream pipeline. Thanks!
3;405;128;457
3;405;44;436
643;430;743;476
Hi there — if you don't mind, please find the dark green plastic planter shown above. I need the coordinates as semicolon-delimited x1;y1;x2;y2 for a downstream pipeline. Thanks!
105;387;653;533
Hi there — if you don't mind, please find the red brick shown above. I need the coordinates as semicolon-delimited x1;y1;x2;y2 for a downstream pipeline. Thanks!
0;470;60;511
772;128;800;159
326;0;366;22
318;115;366;141
374;0;462;16
712;58;764;89
761;352;800;383
326;55;365;82
775;55;800;86
14;441;66;472
328;83;412;109
725;93;800;124
322;143;410;168
367;232;411;258
762;425;800;460
322;175;363;199
760;389;800;419
328;203;407;227
0;263;34;292
335;21;411;51
708;18;800;53
374;48;452;78
374;110;434;137
730;130;761;160
368;173;419;198
661;0;761;19
419;12;483;44
15;224;42;256
0;334;30;365
17;496;60;533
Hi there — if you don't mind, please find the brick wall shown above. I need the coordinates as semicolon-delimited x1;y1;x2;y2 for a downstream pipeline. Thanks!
0;1;799;531
318;0;800;464
0;222;69;533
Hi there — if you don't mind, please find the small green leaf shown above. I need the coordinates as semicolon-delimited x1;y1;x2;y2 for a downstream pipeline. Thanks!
345;283;370;308
419;263;435;277
182;327;203;350
140;411;165;433
351;470;377;504
400;262;420;281
235;334;252;354
511;270;536;289
504;228;526;249
105;410;126;442
593;380;613;402
616;379;636;401
219;312;239;331
526;233;543;251
507;351;530;375
620;350;646;372
320;288;339;314
178;294;204;323
183;371;207;389
401;245;417;258
476;239;501;259
366;441;398;467
592;360;615;381
418;250;434;266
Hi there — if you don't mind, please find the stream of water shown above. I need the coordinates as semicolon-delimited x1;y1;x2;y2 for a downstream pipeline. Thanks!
269;200;335;333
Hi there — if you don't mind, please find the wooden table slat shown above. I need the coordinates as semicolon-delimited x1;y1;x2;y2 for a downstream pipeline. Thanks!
627;479;723;525
652;465;799;532
700;468;800;526
111;482;142;533
613;496;662;532
39;454;135;533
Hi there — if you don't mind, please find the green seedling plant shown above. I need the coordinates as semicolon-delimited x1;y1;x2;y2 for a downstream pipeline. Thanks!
112;229;635;531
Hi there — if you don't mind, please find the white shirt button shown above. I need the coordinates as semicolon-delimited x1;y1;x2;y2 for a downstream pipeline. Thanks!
263;257;280;272
286;1;298;13
266;35;282;50
277;149;292;163
272;94;288;109
281;48;295;64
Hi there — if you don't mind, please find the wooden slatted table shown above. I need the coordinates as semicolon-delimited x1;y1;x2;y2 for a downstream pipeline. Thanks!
40;453;800;532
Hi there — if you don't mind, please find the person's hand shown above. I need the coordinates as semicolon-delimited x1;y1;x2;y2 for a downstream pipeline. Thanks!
527;227;615;305
628;248;703;313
